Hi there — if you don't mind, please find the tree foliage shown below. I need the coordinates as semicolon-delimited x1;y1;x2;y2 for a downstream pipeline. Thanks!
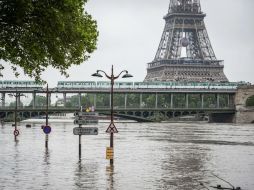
29;95;46;107
0;0;98;80
246;95;254;107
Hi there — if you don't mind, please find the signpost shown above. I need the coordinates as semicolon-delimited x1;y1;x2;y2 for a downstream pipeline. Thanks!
73;110;98;161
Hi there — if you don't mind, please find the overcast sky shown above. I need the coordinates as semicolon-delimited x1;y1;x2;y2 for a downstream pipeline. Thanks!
1;0;254;87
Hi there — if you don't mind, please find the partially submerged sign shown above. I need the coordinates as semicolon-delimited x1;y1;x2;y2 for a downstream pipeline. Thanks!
106;147;114;160
73;127;98;135
42;125;51;134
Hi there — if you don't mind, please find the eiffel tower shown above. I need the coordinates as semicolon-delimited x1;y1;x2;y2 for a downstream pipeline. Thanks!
144;0;228;82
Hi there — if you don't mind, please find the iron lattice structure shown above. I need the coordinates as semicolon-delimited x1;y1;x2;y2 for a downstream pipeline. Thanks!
144;0;228;82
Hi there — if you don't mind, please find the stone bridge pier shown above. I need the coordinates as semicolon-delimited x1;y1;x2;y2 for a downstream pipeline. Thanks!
235;85;254;123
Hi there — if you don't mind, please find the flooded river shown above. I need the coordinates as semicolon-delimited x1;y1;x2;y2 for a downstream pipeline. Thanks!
0;122;254;190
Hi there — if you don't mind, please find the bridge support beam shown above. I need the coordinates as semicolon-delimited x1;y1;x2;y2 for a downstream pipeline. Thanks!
216;94;220;108
48;93;51;108
1;93;5;107
94;94;97;108
227;94;230;108
17;95;21;108
124;94;127;109
63;93;66;108
78;93;82;108
32;92;36;109
201;94;204;109
155;93;158;109
185;94;189;108
170;94;173;108
140;93;143;108
109;94;111;108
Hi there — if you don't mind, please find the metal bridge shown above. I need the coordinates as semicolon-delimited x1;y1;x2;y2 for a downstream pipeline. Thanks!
0;87;236;122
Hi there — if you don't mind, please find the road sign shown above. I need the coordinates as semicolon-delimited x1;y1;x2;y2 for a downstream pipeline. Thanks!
74;112;98;125
74;119;98;125
74;112;98;117
106;147;114;160
73;127;98;135
106;123;118;133
43;126;51;134
75;115;99;120
13;129;19;136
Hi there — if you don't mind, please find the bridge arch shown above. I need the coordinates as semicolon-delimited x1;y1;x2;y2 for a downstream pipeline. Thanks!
246;95;254;107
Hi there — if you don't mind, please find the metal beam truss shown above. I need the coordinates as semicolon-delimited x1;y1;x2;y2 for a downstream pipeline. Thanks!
0;89;235;121
145;0;228;82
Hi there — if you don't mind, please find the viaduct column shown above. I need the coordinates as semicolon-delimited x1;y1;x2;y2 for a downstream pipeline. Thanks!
140;93;143;108
170;94;174;108
78;93;82;108
185;94;189;108
227;94;230;108
155;93;158;109
17;95;21;108
48;93;51;107
93;94;97;109
63;93;67;108
124;94;127;109
32;92;36;109
109;93;111;108
201;94;204;109
216;94;220;108
1;93;5;107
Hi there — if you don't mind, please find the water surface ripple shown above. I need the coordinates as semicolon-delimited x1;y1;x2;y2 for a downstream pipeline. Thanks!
0;122;254;190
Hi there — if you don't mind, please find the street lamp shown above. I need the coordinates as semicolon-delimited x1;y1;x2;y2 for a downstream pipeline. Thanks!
92;65;133;165
8;90;26;141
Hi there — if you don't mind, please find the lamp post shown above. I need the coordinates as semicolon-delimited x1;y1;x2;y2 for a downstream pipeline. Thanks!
8;90;26;141
92;65;133;165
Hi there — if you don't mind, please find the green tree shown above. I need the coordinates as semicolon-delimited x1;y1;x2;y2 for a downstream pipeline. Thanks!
246;95;254;107
9;101;24;108
81;93;95;108
28;95;46;107
126;93;139;108
0;0;98;80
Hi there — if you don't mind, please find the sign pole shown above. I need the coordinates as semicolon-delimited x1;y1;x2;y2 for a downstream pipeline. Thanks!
79;124;82;161
14;91;17;141
73;107;99;161
45;84;49;149
79;106;82;161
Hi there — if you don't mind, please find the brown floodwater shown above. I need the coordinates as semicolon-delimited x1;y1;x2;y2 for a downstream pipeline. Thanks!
0;122;254;190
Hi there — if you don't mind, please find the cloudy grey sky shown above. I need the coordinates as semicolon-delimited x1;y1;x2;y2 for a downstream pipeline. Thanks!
1;0;254;87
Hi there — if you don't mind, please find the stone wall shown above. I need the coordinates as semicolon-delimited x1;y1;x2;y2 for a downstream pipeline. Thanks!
235;85;254;123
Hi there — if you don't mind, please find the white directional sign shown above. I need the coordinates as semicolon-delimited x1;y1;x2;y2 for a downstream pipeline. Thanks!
74;112;98;117
74;119;98;125
73;127;98;135
73;112;98;125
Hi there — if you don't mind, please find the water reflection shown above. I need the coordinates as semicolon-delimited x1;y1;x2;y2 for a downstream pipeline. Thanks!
106;165;114;190
42;149;51;189
0;123;253;189
73;162;99;190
